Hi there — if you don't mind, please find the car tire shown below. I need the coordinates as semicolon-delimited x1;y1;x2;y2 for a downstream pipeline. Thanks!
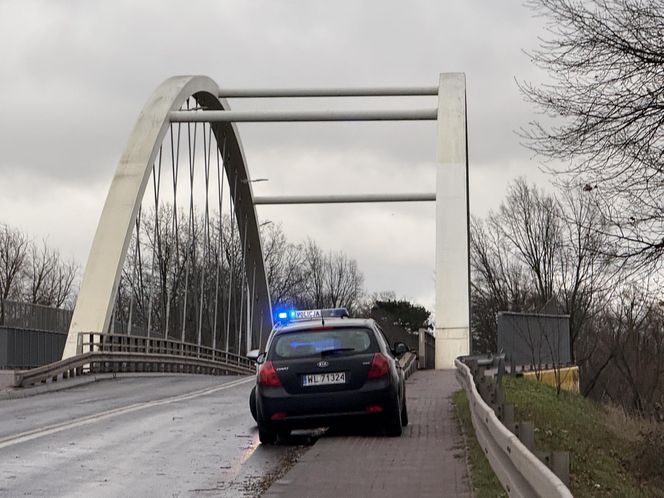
401;399;409;427
258;426;277;445
249;386;257;422
385;404;403;437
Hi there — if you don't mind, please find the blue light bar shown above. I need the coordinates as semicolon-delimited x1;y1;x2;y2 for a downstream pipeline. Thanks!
274;307;350;325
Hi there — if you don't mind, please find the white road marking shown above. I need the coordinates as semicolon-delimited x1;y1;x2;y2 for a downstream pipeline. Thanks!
0;376;253;449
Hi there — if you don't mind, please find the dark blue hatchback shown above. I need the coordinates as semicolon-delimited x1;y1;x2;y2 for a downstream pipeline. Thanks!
249;314;408;444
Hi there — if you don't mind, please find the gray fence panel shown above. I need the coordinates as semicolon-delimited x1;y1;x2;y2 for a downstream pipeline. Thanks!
0;327;67;369
0;300;72;332
0;330;7;368
497;312;571;366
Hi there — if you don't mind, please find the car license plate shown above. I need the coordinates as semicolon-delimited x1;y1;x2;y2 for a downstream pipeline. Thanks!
302;372;346;387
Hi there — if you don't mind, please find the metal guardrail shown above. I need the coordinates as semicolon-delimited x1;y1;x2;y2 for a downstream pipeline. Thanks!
76;332;252;364
400;351;418;379
12;332;254;388
454;358;573;498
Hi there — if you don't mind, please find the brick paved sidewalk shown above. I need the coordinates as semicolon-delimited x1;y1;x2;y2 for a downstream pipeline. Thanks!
265;370;471;498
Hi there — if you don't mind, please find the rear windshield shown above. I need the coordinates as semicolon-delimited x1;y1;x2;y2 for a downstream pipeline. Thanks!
270;327;378;359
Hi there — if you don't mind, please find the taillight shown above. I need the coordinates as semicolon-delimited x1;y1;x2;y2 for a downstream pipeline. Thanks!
367;352;390;379
258;361;282;387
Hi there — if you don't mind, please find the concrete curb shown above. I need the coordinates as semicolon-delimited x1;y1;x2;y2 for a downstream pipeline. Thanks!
0;374;116;400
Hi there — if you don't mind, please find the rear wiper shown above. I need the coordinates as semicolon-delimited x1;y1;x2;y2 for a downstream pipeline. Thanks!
320;348;355;357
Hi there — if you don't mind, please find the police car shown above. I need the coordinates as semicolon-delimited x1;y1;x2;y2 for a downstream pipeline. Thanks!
247;308;409;444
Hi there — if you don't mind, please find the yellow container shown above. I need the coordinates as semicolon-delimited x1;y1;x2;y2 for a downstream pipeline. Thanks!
522;366;579;392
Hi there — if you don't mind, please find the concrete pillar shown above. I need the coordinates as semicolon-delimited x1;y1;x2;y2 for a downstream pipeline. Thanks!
435;73;470;369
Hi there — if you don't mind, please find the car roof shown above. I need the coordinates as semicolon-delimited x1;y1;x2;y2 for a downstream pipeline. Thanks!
272;317;376;335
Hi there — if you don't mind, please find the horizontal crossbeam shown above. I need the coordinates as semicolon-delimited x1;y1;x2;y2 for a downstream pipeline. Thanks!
253;193;436;204
218;86;439;98
169;109;438;122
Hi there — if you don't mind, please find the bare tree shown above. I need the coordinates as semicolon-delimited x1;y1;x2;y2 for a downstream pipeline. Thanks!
0;223;30;323
521;0;664;264
114;205;366;352
471;215;533;352
491;178;562;305
471;215;532;311
300;239;365;313
302;240;327;309
470;179;562;353
260;223;305;306
585;284;664;413
471;176;664;413
25;240;77;308
471;179;619;362
555;189;619;362
325;251;364;312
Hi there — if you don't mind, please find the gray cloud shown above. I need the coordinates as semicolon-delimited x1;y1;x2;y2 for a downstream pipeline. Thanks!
0;0;551;310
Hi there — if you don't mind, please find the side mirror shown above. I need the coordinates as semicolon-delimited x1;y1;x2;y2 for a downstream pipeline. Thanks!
247;349;260;362
256;352;267;364
393;342;408;357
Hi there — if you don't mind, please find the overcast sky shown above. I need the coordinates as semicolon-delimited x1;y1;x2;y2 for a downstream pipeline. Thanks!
0;0;554;313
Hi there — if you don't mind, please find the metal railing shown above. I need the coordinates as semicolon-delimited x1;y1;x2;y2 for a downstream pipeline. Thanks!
13;332;254;388
400;352;418;379
455;357;572;498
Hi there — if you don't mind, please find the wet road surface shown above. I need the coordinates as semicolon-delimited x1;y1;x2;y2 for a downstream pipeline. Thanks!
0;375;309;497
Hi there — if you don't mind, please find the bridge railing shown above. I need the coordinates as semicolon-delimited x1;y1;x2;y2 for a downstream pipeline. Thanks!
399;351;418;379
12;332;254;388
76;332;252;367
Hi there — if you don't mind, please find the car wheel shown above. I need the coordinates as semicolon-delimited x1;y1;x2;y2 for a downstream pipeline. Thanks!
401;399;409;427
385;404;403;437
258;426;277;445
249;386;257;422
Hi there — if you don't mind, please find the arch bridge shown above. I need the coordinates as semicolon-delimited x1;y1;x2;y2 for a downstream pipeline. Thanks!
15;74;470;387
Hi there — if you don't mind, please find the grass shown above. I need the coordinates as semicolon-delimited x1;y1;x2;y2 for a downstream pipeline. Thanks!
503;376;661;498
452;389;507;498
453;376;663;497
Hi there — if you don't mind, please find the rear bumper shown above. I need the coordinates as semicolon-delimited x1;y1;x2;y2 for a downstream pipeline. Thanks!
257;379;399;430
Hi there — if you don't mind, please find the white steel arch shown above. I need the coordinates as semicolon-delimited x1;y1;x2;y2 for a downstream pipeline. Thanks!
62;75;273;359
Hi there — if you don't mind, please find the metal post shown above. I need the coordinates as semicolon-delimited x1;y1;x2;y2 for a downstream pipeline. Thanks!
434;73;470;369
517;421;535;452
502;403;515;431
551;452;571;486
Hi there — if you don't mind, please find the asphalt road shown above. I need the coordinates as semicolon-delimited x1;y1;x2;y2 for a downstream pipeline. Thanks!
0;375;305;497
